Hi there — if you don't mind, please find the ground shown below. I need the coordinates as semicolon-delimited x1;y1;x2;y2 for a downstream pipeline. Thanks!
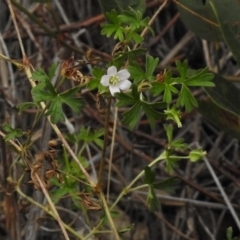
0;1;240;240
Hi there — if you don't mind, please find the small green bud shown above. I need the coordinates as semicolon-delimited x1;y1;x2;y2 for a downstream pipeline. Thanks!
189;149;206;162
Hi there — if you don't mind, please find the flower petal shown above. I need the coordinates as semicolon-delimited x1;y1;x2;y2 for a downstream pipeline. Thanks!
107;66;117;75
109;85;120;96
100;75;110;86
118;80;132;91
117;69;130;80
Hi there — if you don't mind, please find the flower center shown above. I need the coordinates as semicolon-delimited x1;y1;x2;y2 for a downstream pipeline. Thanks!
109;75;119;85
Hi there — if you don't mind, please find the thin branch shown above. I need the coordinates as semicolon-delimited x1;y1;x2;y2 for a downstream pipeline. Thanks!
107;104;118;201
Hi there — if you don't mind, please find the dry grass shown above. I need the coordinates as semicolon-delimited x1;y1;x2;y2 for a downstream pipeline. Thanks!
0;0;240;239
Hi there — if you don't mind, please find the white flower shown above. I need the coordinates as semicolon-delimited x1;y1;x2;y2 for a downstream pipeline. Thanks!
100;66;131;96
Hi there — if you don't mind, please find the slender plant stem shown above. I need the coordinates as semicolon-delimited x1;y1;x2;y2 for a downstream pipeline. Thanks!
23;65;95;187
96;97;112;190
0;53;22;68
34;173;70;240
83;220;103;240
141;0;168;37
15;176;84;239
133;0;168;50
99;190;120;240
107;104;118;201
0;131;22;153
7;0;95;188
110;152;166;210
128;184;149;193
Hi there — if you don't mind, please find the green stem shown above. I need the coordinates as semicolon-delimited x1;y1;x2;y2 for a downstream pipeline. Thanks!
110;152;166;210
77;142;87;157
83;220;103;240
128;184;149;193
99;190;120;240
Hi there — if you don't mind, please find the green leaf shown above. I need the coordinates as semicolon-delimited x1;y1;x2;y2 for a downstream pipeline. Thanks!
106;10;120;24
198;100;240;140
151;70;178;103
87;79;99;90
101;11;123;40
164;124;173;144
2;123;24;141
92;129;105;148
116;92;138;106
226;226;237;240
146;55;159;79
204;74;240;117
164;106;182;128
17;102;38;112
176;59;188;79
121;101;142;129
210;1;240;65
2;122;14;133
128;64;145;83
165;155;179;173
185;68;214;87
32;68;49;82
31;67;58;103
150;82;166;96
48;63;58;80
32;73;83;124
60;86;81;98
68;159;89;178
88;66;105;90
114;28;124;41
129;31;143;44
61;97;84;113
119;9;145;29
60;87;84;113
128;55;159;83
171;138;188;150
178;0;240;65
50;186;69;204
177;84;198;112
143;166;156;185
92;66;105;79
152;177;178;193
163;84;177;103
113;48;146;66
73;127;104;148
31;87;56;103
146;187;160;211
142;102;163;129
116;86;163;129
177;0;222;41
46;96;65;124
